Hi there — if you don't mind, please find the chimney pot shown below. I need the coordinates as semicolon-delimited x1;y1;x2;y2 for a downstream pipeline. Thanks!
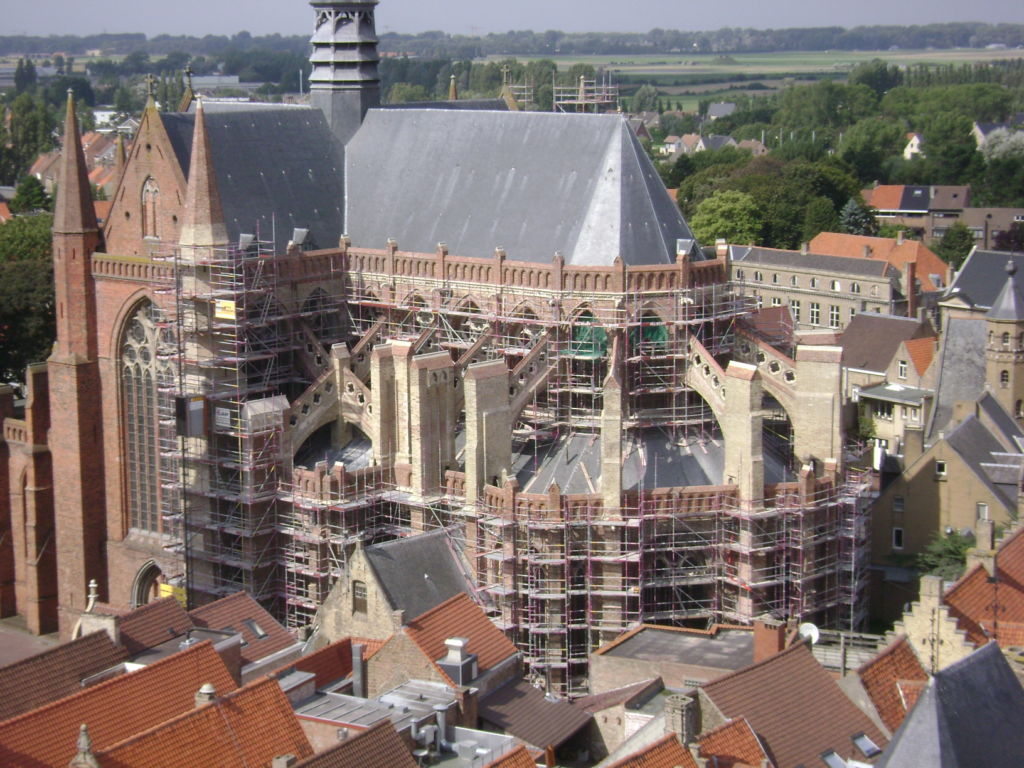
272;756;298;768
444;637;470;664
195;682;216;707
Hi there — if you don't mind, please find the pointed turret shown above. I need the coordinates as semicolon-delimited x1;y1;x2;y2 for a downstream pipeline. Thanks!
179;98;228;249
53;90;97;235
985;260;1024;421
988;261;1024;322
179;63;195;112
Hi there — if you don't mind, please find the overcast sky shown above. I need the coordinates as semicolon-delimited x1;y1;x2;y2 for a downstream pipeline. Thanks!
5;0;1024;37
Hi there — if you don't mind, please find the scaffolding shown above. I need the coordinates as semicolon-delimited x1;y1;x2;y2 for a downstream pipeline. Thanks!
553;73;620;113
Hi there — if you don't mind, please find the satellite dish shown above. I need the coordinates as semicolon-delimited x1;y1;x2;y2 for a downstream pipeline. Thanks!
798;622;820;645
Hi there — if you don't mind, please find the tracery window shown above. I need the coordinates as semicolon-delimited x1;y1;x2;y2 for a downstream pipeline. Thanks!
121;302;172;532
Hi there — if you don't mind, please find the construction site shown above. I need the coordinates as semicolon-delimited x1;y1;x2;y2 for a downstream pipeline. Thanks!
148;235;871;699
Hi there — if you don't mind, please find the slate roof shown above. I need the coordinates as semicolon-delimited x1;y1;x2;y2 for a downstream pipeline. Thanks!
857;635;929;734
404;592;518;675
945;249;1024;310
380;98;510;112
346;109;698;266
925;316;986;440
986;265;1024;321
479;678;592;750
96;677;312;768
160;107;345;254
116;597;193;656
364;529;474;621
0;641;236;768
730;244;893;278
697;717;771;768
605;733;698;768
876;643;1024;768
944;414;1021;512
190;590;299;667
293;720;416;768
840;313;932;373
809;232;948;291
0;631;129;723
701;642;887;768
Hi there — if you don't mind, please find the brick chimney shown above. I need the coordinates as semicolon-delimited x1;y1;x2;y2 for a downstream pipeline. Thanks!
664;693;700;745
966;518;996;576
753;615;787;663
716;238;728;258
906;261;917;318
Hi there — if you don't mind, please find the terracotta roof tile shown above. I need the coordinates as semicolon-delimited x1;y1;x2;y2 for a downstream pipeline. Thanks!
98;677;312;768
190;591;298;666
856;635;929;733
896;679;926;714
575;678;661;714
293;720;416;768
0;202;11;222
863;185;905;211
702;642;887;768
93;199;113;223
479;679;591;750
405;593;517;674
482;745;539;768
0;640;237;768
697;717;770;767
282;637;382;689
944;556;1024;648
117;597;193;656
606;733;699;768
903;336;936;377
0;631;129;723
809;232;948;292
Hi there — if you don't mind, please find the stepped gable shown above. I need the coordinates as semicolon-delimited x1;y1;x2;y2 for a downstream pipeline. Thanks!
857;635;929;733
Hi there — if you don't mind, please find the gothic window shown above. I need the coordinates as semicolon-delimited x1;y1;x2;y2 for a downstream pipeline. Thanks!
121;302;172;532
1001;370;1010;388
141;177;159;239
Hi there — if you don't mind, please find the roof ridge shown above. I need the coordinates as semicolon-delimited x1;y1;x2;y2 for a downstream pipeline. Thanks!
856;634;912;674
405;590;468;626
0;630;108;673
703;639;810;690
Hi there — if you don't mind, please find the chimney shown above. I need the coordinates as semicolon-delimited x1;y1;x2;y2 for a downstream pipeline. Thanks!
664;694;700;745
351;642;367;698
919;574;944;608
753;615;787;662
862;245;872;259
392;608;405;629
272;756;298;768
194;682;216;707
906;261;917;318
437;637;478;685
716;238;728;258
433;703;450;753
966;518;997;576
896;229;905;246
800;241;809;255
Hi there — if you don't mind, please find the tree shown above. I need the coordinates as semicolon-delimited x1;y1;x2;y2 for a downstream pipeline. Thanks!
0;212;53;262
919;113;983;185
9;176;50;213
14;58;37;94
994;222;1024;253
934;221;976;268
839;197;879;236
632;84;658;114
386;83;431;104
849;59;903;98
0;214;54;381
916;531;972;581
837;116;906;183
690;190;763;246
802;196;839;241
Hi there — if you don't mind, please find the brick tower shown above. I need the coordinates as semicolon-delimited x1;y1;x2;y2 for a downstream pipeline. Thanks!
48;91;108;632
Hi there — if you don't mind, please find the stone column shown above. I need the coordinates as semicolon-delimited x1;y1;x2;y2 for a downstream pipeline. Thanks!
464;360;512;504
722;361;764;506
792;345;843;470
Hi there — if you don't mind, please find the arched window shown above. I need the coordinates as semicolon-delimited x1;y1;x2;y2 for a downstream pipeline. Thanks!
851;282;861;294
1003;331;1011;347
121;302;172;532
1001;370;1010;388
141;177;159;239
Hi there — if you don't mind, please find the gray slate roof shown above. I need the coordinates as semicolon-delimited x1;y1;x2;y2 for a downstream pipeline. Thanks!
877;643;1024;768
379;99;509;112
840;314;932;373
345;109;697;266
945;414;1019;511
946;249;1024;310
731;245;893;278
363;529;473;621
161;107;345;254
986;269;1024;321
926;317;986;440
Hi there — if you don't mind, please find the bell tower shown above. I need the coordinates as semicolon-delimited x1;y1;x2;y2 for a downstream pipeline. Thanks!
308;0;381;147
985;260;1024;422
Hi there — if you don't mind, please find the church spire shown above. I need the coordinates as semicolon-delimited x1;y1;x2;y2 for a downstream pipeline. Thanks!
178;98;228;249
53;90;97;235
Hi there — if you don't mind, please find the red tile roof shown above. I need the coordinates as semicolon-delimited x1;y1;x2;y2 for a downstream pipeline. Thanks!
478;679;591;750
0;202;11;222
482;746;539;768
809;232;948;292
93;199;113;223
903;336;936;377
697;717;770;768
857;635;929;733
405;592;517;674
0;640;237;768
116;597;193;656
190;591;299;666
293;720;416;768
606;733;698;768
862;185;904;212
281;637;383;689
702;642;887;768
0;631;129;723
896;679;926;714
97;677;312;768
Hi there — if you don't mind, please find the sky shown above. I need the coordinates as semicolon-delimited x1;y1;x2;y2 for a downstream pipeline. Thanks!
4;0;1024;38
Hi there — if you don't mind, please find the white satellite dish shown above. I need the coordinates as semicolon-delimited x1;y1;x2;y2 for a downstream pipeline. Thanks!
798;622;820;645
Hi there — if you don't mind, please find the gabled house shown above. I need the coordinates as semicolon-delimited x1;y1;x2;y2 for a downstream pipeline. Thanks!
706;102;737;121
293;720;417;768
971;115;1024;149
855;635;929;736
903;132;923;160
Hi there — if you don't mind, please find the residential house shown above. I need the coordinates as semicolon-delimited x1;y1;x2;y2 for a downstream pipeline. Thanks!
316;529;475;645
695;134;736;152
0;201;12;222
876;642;1024;768
576;678;663;760
861;184;970;241
737;138;768;156
729;243;899;330
659;135;683;156
706;102;737;121
854;635;929;737
971;115;1024;150
626;118;651;142
951;208;1024;249
902;132;923;160
941;248;1024;322
478;679;593;761
809;231;950;317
